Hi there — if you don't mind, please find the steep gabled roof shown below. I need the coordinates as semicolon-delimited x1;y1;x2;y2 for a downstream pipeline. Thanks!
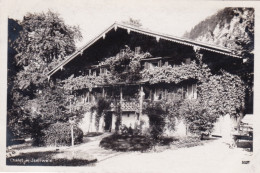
47;22;240;78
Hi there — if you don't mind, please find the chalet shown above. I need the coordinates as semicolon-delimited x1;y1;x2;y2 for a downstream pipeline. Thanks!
47;22;243;135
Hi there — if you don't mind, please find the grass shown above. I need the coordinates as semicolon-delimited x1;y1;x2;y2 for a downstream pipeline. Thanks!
6;151;97;166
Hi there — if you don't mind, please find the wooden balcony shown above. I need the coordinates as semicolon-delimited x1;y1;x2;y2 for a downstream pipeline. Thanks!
110;100;140;112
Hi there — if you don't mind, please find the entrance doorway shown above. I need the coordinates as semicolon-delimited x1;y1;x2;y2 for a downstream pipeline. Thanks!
104;112;113;132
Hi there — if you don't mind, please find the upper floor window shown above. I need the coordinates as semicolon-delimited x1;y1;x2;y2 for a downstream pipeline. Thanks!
135;46;141;54
100;68;107;74
120;49;125;57
93;70;96;76
185;58;191;64
186;83;197;99
158;60;162;67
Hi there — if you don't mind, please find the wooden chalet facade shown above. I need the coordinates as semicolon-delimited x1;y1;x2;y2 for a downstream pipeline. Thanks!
48;22;243;134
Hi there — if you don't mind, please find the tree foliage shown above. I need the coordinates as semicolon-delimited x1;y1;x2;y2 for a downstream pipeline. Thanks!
43;122;83;146
179;99;217;134
13;10;82;65
8;11;82;140
12;10;82;90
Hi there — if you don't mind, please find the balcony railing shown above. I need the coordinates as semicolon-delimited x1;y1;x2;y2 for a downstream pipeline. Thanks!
121;101;140;112
111;101;140;112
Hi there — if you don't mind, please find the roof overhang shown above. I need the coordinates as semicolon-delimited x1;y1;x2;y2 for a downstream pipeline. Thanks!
47;22;241;78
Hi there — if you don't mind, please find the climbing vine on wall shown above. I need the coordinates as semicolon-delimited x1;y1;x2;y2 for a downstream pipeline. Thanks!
62;72;118;91
141;61;200;84
198;69;246;118
61;45;247;132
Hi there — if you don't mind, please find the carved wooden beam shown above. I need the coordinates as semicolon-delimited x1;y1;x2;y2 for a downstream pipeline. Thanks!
156;36;160;42
127;28;131;34
102;33;106;39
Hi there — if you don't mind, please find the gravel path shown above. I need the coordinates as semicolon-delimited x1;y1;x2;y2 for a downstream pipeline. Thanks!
94;139;253;173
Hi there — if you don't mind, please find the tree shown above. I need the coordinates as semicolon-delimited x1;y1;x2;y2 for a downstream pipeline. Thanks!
12;10;82;90
24;86;85;146
8;10;82;141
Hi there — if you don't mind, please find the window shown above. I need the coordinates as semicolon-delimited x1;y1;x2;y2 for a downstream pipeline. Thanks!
100;68;107;74
158;60;162;67
135;46;141;54
120;49;125;57
93;70;96;76
182;87;187;99
187;84;193;99
185;58;191;64
144;62;148;69
186;84;197;99
192;84;197;99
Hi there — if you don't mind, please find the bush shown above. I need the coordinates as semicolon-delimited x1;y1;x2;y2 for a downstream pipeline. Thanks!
92;98;111;131
43;122;83;146
179;99;218;135
100;134;153;152
31;116;46;146
145;102;167;139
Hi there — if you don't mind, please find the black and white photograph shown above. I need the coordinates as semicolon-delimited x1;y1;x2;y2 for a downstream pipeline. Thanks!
0;0;259;172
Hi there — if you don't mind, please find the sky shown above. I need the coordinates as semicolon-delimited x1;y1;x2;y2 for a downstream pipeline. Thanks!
5;0;230;48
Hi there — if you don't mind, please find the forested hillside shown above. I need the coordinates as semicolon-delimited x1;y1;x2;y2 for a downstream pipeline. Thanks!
183;8;254;56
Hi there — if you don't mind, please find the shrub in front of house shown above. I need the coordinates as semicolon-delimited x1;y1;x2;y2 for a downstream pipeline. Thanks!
43;122;83;146
100;133;153;152
145;102;167;139
179;99;218;135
